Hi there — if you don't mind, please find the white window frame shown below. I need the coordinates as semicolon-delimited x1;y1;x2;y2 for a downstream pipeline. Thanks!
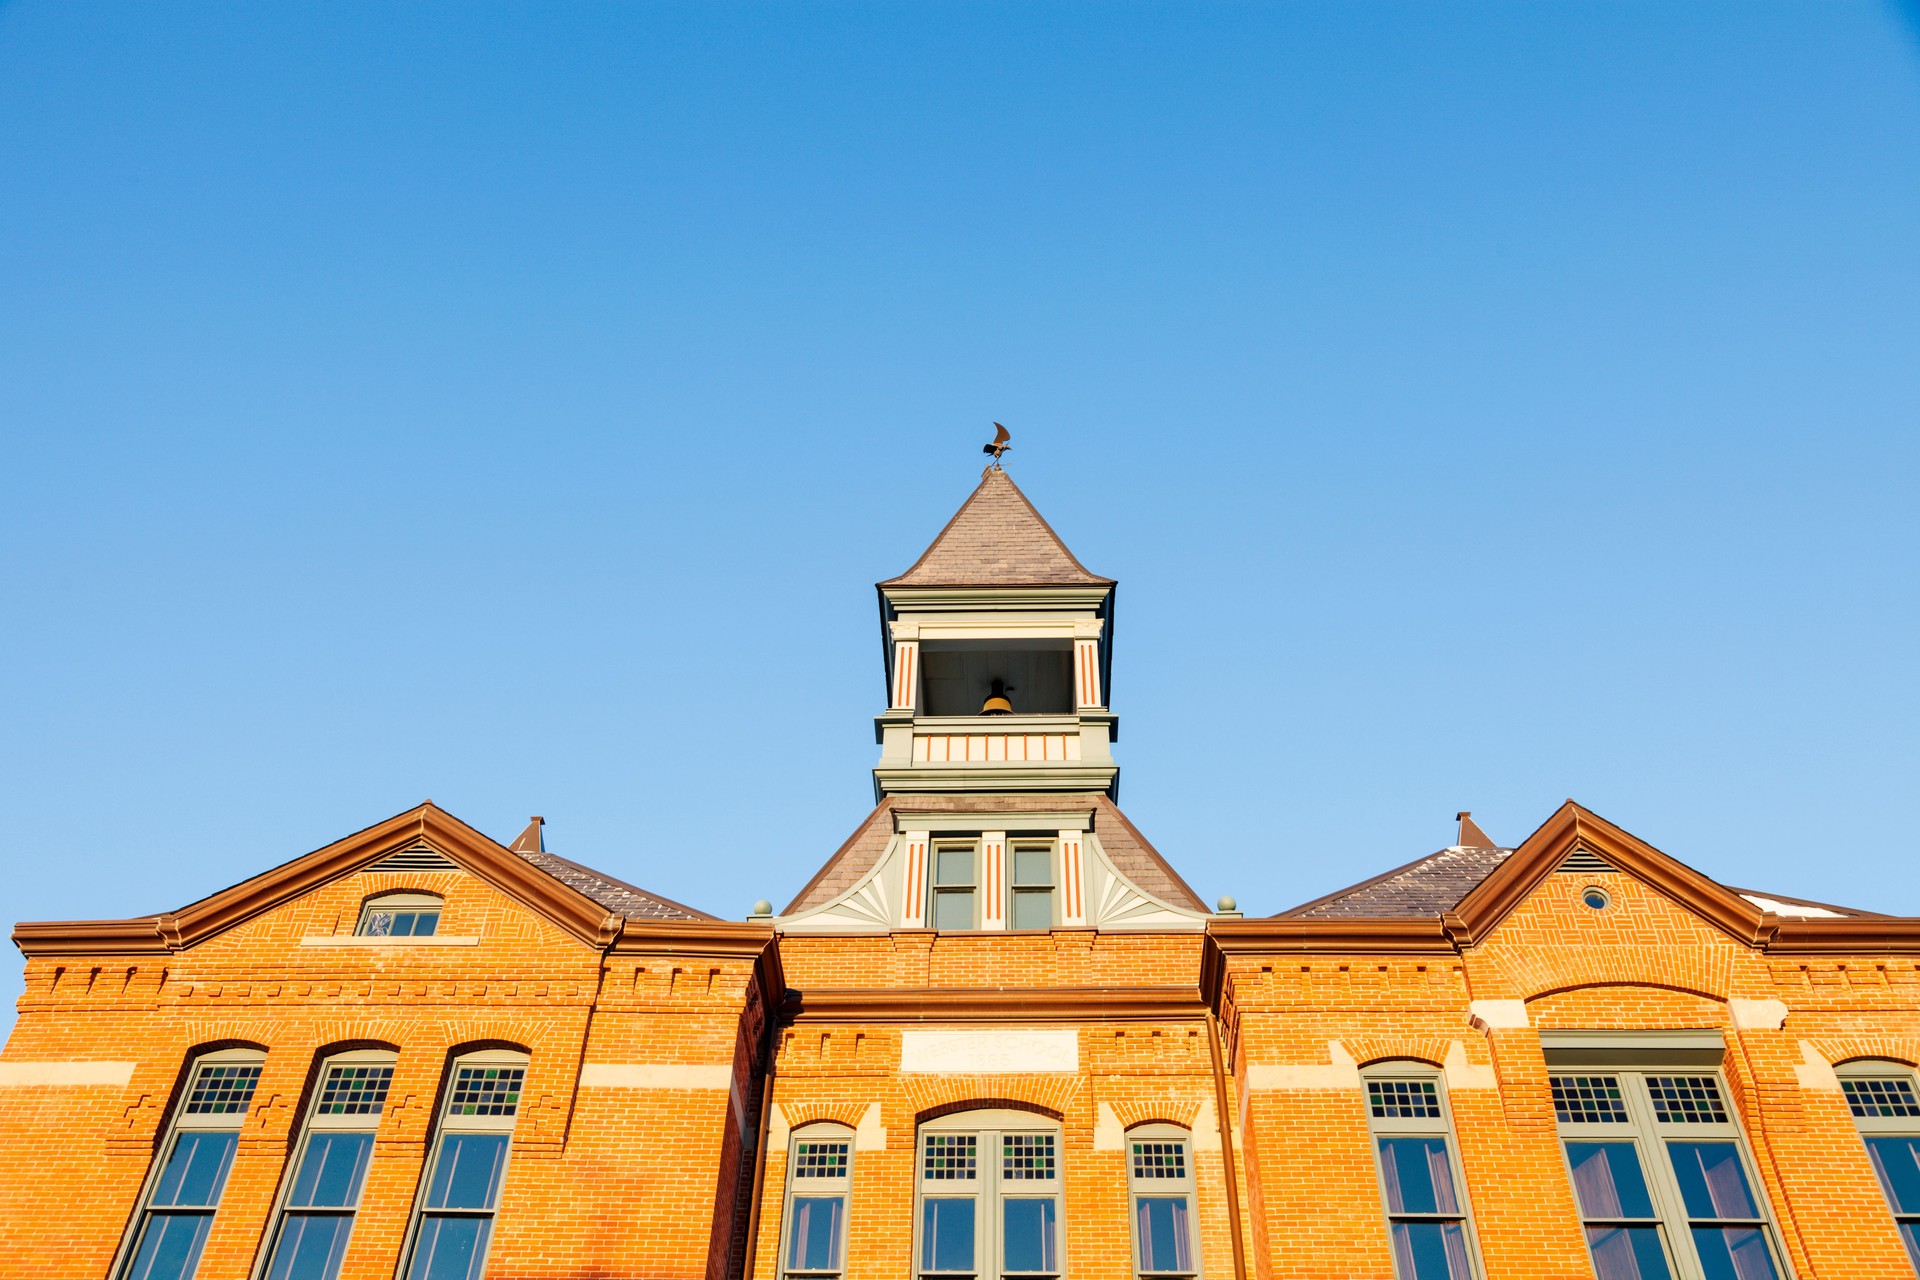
779;1122;855;1278
253;1049;395;1280
398;1049;528;1280
1127;1122;1202;1280
114;1048;267;1280
915;1108;1065;1280
1835;1058;1920;1273
1360;1065;1482;1280
1007;840;1058;932
929;841;981;931
1550;1066;1792;1280
355;892;443;938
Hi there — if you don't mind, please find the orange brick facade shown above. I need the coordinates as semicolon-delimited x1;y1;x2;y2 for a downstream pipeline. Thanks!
3;801;1918;1280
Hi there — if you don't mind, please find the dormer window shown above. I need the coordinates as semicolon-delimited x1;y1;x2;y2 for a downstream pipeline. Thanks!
356;893;442;938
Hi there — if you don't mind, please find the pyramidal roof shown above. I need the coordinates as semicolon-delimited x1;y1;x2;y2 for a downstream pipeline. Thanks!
880;466;1113;588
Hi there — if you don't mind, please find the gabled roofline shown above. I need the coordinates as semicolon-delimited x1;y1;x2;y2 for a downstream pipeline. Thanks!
877;468;1115;589
12;803;738;958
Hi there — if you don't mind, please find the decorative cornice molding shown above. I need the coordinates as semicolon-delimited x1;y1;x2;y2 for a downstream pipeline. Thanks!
1207;918;1458;955
780;985;1207;1024
1766;917;1920;955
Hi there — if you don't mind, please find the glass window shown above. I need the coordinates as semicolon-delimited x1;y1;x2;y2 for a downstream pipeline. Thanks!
1552;1069;1786;1280
1010;844;1055;931
1837;1061;1920;1272
932;844;978;930
917;1113;1062;1279
117;1052;263;1280
1128;1124;1198;1278
401;1054;526;1280
261;1053;394;1280
781;1123;853;1278
357;893;442;937
1363;1071;1480;1280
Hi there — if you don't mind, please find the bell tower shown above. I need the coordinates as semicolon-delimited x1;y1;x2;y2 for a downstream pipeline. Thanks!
872;464;1119;799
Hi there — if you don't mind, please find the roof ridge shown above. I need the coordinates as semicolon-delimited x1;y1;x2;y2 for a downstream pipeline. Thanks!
879;467;1113;588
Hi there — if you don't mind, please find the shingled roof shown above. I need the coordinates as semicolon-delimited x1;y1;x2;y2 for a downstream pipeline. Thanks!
880;467;1113;588
1280;845;1514;919
782;792;1205;915
515;848;714;922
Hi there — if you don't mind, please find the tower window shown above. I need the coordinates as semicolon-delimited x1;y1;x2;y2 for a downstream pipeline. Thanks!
932;843;978;930
1010;844;1056;930
920;642;1074;717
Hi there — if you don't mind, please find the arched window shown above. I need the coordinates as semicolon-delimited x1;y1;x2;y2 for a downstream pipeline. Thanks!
356;892;442;937
115;1048;266;1280
400;1049;529;1280
1126;1122;1199;1279
1835;1058;1920;1270
1359;1064;1480;1280
259;1049;396;1280
779;1122;854;1278
916;1108;1062;1279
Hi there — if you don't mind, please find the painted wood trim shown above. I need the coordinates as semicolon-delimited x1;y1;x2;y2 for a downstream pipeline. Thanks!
900;831;930;928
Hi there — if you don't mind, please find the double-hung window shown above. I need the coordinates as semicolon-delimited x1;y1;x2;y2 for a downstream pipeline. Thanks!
118;1050;265;1280
1552;1067;1788;1280
1009;842;1056;930
1837;1060;1920;1271
1362;1068;1480;1280
931;843;979;930
1128;1124;1200;1278
780;1123;854;1278
260;1051;394;1280
916;1110;1063;1279
401;1051;527;1280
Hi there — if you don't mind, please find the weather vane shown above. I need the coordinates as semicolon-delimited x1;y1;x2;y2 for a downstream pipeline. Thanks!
982;422;1012;468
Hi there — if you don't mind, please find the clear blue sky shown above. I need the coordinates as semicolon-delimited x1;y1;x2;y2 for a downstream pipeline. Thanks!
4;3;1917;1037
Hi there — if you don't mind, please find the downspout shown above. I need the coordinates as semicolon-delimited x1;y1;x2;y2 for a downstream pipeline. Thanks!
739;995;781;1280
1207;1010;1250;1280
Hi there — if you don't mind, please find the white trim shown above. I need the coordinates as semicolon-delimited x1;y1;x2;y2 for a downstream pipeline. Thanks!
1728;998;1790;1031
0;1061;137;1087
1245;1041;1360;1091
900;1029;1078;1074
1468;999;1529;1030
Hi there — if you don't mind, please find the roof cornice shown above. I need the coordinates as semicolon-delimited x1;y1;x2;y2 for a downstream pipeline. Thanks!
1207;917;1458;955
780;984;1205;1023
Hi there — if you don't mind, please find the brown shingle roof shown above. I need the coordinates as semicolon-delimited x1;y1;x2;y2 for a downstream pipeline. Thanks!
1280;846;1513;919
515;849;714;922
880;468;1113;588
782;792;1205;915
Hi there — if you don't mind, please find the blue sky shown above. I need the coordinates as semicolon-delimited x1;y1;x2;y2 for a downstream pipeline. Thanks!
3;3;1917;1037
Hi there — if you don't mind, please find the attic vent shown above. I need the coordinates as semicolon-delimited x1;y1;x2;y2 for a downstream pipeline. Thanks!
1559;848;1616;875
369;844;459;873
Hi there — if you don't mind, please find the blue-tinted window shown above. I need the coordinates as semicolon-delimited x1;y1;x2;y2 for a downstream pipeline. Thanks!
1002;1198;1057;1273
785;1196;844;1272
921;1197;976;1272
1135;1196;1192;1273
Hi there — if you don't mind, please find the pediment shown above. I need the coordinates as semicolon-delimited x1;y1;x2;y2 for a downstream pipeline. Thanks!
13;803;622;956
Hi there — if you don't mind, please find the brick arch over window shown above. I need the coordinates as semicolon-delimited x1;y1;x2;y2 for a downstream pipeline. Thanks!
781;1101;871;1130
1111;1098;1207;1130
915;1095;1067;1125
1524;983;1729;1028
1814;1038;1920;1070
1345;1036;1454;1070
904;1073;1082;1122
1480;923;1738;1004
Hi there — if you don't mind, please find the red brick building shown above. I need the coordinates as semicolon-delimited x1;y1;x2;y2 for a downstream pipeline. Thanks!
5;466;1918;1280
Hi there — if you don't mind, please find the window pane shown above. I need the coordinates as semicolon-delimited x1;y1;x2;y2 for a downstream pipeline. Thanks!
1012;889;1053;930
1584;1225;1674;1280
447;1067;524;1117
362;911;397;936
1899;1222;1920;1274
1136;1195;1193;1273
317;1065;393;1116
920;1197;976;1272
152;1133;239;1208
289;1133;374;1208
123;1213;215;1280
923;1134;977;1180
1012;849;1051;886
935;848;975;887
406;1216;493;1280
1844;1077;1920;1119
425;1133;509;1210
407;912;440;936
1379;1137;1461;1216
1002;1198;1058;1273
1689;1226;1780;1280
1646;1077;1729;1125
1566;1142;1658;1220
1132;1141;1187;1181
1866;1136;1920;1214
265;1214;355;1280
793;1139;850;1179
184;1064;263;1116
933;890;975;930
786;1195;844;1271
1552;1076;1629;1124
1390;1221;1473;1280
1003;1134;1056;1181
1369;1080;1441;1120
1666;1142;1759;1220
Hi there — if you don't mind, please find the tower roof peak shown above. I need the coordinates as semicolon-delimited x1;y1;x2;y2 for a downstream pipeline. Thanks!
880;466;1113;589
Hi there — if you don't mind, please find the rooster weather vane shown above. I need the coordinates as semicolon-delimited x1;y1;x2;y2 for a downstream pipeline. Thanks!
982;422;1012;468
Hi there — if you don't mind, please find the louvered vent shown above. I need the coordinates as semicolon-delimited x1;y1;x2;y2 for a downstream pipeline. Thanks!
369;844;459;873
1559;848;1616;874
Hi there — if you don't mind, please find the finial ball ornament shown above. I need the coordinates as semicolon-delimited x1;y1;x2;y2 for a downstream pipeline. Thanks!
751;900;773;917
1216;895;1238;913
